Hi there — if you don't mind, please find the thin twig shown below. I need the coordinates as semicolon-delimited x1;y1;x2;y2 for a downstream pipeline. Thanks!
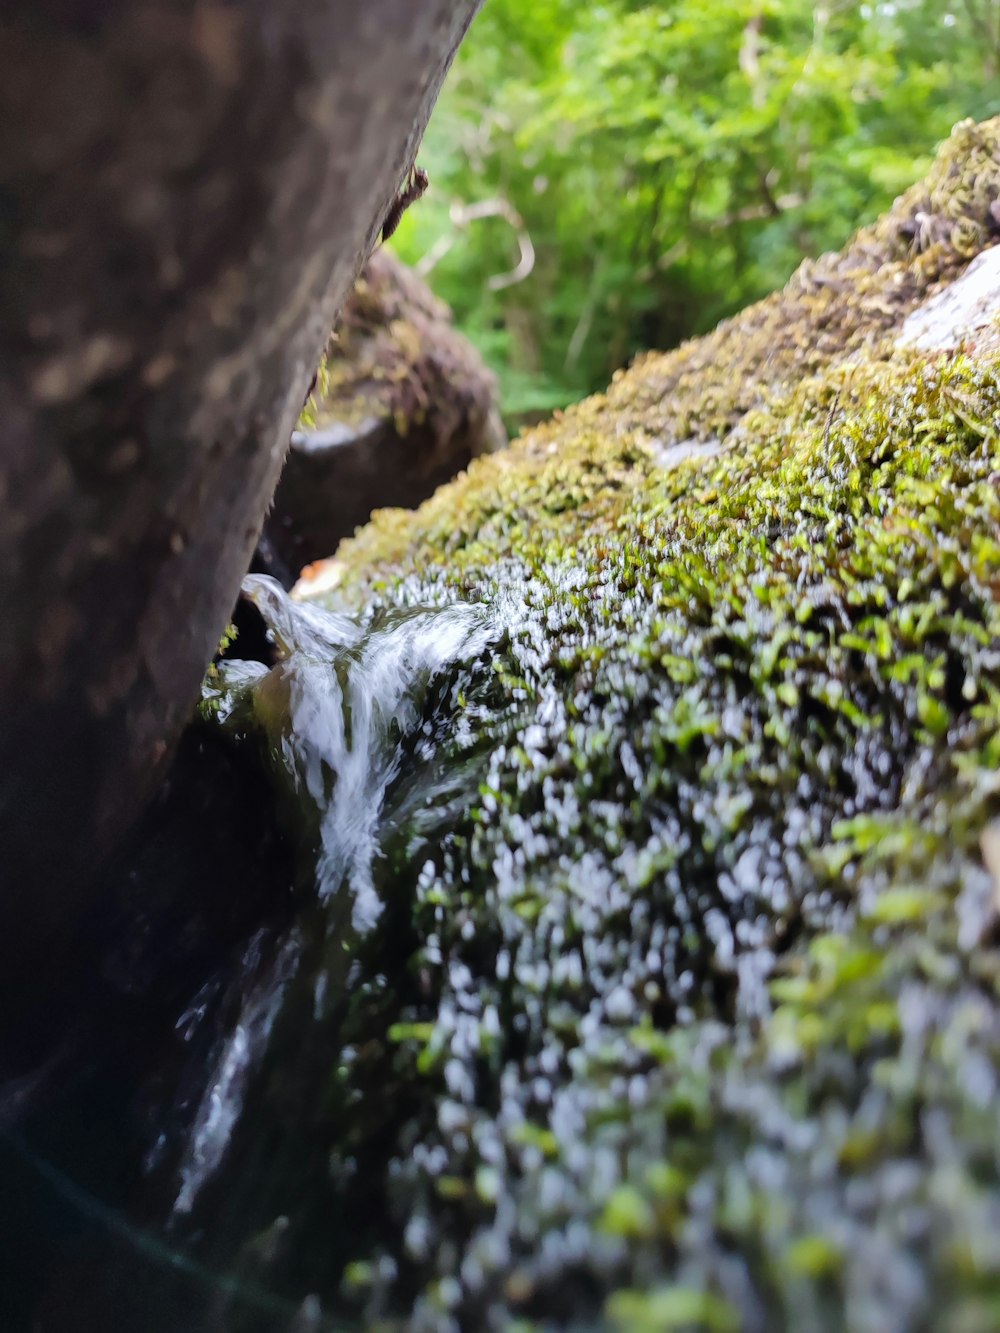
415;196;535;291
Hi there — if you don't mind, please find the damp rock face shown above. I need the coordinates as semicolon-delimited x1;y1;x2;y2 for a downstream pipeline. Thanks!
262;249;506;585
0;0;484;999
18;119;1000;1332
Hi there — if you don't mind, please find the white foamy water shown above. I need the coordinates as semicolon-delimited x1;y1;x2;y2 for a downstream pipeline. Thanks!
242;576;497;929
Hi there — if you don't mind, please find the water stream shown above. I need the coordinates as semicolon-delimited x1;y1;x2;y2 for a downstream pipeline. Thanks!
170;577;504;1221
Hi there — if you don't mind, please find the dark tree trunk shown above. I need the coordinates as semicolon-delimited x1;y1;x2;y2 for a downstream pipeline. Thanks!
0;0;481;1006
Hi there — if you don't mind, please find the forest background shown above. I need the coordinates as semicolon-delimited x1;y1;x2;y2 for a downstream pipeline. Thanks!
389;0;1000;429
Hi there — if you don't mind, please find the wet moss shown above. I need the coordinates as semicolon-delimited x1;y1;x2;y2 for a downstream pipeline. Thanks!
208;120;1000;1329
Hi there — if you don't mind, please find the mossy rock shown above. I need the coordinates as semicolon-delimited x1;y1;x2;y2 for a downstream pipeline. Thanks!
303;246;503;444
259;249;506;584
205;119;1000;1330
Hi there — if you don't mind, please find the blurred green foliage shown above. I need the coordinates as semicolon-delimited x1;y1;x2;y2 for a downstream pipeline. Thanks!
390;0;1000;424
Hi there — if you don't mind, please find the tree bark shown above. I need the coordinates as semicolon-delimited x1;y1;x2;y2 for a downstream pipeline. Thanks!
0;0;481;997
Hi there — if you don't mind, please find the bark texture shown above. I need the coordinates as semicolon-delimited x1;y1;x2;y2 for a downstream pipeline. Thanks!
0;0;481;988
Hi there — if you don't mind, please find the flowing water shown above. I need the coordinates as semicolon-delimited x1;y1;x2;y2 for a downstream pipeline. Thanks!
171;578;504;1222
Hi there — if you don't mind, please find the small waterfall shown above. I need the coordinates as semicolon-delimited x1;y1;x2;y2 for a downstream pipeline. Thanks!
231;575;499;925
170;576;501;1216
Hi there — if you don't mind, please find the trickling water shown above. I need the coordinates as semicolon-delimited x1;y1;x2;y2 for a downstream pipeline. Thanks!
174;929;300;1216
226;576;500;925
170;576;505;1216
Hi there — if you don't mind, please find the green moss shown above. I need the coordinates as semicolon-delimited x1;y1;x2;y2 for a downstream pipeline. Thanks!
329;117;1000;590
606;1286;739;1332
207;120;1000;1329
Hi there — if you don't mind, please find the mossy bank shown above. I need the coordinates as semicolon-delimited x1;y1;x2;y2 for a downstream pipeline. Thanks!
207;119;1000;1331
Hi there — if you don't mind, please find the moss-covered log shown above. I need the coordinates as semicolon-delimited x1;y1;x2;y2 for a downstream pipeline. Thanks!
0;0;481;1005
